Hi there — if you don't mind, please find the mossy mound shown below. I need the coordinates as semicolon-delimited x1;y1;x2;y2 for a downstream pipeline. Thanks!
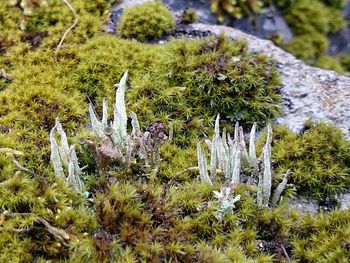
269;121;350;199
117;1;175;41
284;0;346;35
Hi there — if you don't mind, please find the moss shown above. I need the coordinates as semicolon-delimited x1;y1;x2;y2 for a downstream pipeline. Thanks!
0;155;98;261
117;1;175;42
181;8;199;24
316;56;347;75
339;54;350;73
285;0;346;35
285;32;328;63
265;122;350;199
210;0;264;21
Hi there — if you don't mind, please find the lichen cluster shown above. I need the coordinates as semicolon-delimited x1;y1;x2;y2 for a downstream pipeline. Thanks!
1;0;350;262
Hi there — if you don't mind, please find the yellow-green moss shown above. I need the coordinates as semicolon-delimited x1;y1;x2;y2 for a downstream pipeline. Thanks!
316;55;347;74
339;54;350;73
117;1;175;41
285;33;328;63
181;8;199;24
211;0;264;21
284;0;346;35
272;0;347;73
265;122;350;199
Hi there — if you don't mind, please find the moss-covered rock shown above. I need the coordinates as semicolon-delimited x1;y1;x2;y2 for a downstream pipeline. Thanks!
271;0;347;74
117;1;175;41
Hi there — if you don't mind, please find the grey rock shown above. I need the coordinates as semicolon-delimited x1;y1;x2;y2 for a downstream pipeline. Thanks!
230;5;293;42
192;23;350;138
337;192;350;211
287;197;319;214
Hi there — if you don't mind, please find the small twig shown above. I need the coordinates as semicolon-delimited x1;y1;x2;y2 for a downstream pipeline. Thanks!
2;213;70;247
55;0;78;59
3;212;32;217
0;226;36;234
175;166;199;177
12;158;48;183
12;159;39;178
281;244;291;263
175;166;222;177
37;217;70;246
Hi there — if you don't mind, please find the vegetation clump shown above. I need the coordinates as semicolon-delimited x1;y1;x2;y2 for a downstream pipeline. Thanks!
181;8;198;24
285;32;329;64
269;121;350;199
117;1;175;41
210;0;264;22
315;55;347;74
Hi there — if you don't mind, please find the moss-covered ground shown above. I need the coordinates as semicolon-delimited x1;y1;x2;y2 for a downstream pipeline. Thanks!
1;0;350;262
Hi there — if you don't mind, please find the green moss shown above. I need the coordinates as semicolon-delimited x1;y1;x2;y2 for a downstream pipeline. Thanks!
285;0;346;35
211;0;264;21
117;1;175;41
271;0;347;74
285;32;328;63
181;8;199;24
267;122;350;199
339;54;350;73
316;56;347;74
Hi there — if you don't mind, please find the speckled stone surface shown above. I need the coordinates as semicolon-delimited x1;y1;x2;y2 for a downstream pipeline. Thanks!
192;23;350;139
